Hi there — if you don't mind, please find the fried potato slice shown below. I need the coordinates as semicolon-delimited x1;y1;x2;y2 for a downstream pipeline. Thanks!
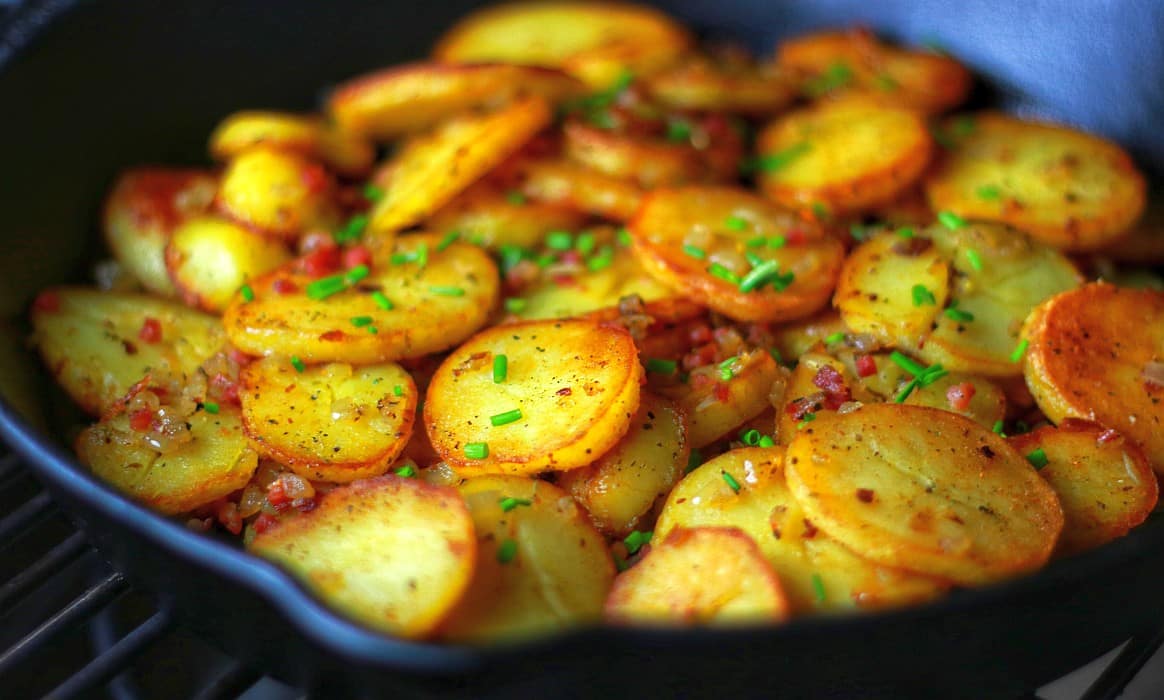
1022;283;1164;471
240;358;416;483
76;406;258;515
165;216;291;313
432;1;692;88
924;113;1146;251
440;475;614;642
785;403;1064;584
776;29;971;114
629;186;845;322
426;180;586;250
558;392;688;535
369;96;551;236
775;352;872;445
425;318;642;475
645;54;797;115
563;119;705;188
605;526;789;626
216;148;338;240
223;234;499;363
249;476;475;638
847;352;1006;429
1009;421;1158;556
208;110;375;177
657;447;946;613
31;288;227;415
518;158;644;222
103;168;218;296
328;63;583;141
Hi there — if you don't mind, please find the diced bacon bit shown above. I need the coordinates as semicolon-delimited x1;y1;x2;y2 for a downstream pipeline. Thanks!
267;480;291;510
299;162;330;194
688;323;713;345
215;500;243;535
713;382;732;403
785;227;807;246
556;387;573;396
252;513;280;534
802;519;819;538
812;365;852;410
319;329;346;342
855;354;877;378
227;347;254;367
856;488;875;503
551;274;577;287
209;373;240;405
138;317;163;344
504;259;540;292
1097;428;1121;444
292;497;318;513
343;245;372;270
559;250;582;265
682;343;719;371
946;382;976;412
299;230;335;254
272;277;299;295
299;246;342;277
129;408;155;432
32;290;61;313
786;394;824;420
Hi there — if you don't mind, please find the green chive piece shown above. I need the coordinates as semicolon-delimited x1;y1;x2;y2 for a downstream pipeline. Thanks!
436;231;460;251
613;555;629;573
976;184;1002;200
811;202;830;221
912;284;936;307
393;384;403;397
825;331;846;345
362;183;384;201
682;244;706;260
992;419;1006;436
239;284;255;302
850;224;869;242
395;464;417;478
587;246;615;271
291;356;306;373
429;285;465;297
686;449;703;474
916;364;948;387
938;210;966;230
499;496;532;512
350;315;373;327
202;401;219;414
745;142;811;174
767;235;787;250
718;356;738;382
708;263;741;285
496;539;518;564
944;306;975;322
895;379;919;403
798;413;817;430
1010;339;1029;363
738;259;781;293
505;190;526;206
896;227;915;239
889;351;927;377
333;213;369;244
545;230;573;250
624;530;652;555
371;291;393;310
493;354;508;383
665;119;692;143
746;236;767;248
875;73;899;91
504;297;527;313
344;264;370;284
368;326;378;334
497;244;530;273
740;428;762;446
305;274;347;300
811;573;827;603
965;248;984;271
645;358;678;375
464;442;489;460
1026;448;1049;470
725;215;748;231
535;253;556;268
722;470;741;493
758;435;775;448
805;62;853;97
490;408;523;426
617;228;632;247
575;231;597;255
744;251;765;268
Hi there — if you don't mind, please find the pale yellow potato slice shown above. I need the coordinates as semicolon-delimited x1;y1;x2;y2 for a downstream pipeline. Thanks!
425;318;642;475
216;148;339;239
563;120;705;188
558;392;688;535
207;110;375;177
1010;421;1158;556
518;158;644;222
426;180;586;250
645;54;797;115
785;403;1064;584
103;168;218;296
165;216;291;313
249;476;476;638
755;96;933;214
1022;283;1164;471
240;359;416;483
656;447;946;613
439;475;614;642
369;96;552;236
629;186;845;322
223;234;499;364
605;526;789;626
845;352;1006;429
924;113;1146;251
31;288;226;415
76;406;258;515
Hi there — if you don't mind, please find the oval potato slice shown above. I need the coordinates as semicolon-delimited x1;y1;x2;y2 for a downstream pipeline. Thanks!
645;55;797;115
76;406;258;515
31;288;227;415
785;403;1064;584
426;180;586;250
223;234;499;363
1022;283;1164;471
216;148;338;240
165;216;291;313
924;113;1146;251
518;158;644;222
605;526;789;626
630;186;845;322
207;110;375;177
564;120;705;188
240;358;416;483
1009;421;1158;556
425;318;642;474
846;352;1006;429
248;476;476;638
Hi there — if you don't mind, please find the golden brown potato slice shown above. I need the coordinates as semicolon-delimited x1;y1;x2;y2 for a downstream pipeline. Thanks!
605;526;789;626
223;233;499;364
785;403;1063;584
216;148;338;240
369;96;551;236
31;288;227;415
439;475;614;642
563;119;705;188
656;447;946;613
1022;283;1164;471
426;180;586;250
1096;194;1164;264
432;1;692;88
249;476;476;638
1009;421;1158;556
76;406;258;515
629;186;845;322
924;113;1146;251
755;96;933;214
558;392;688;535
846;352;1006;429
775;29;971;114
103;168;218;296
328;63;583;140
165;216;291;313
518;158;644;222
425;318;642;475
240;358;416;483
645;54;797;115
207;110;375;177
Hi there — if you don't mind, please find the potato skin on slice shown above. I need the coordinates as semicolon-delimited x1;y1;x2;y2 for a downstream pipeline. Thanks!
605;526;789;626
165;216;291;313
425;318;642;475
1022;283;1164;471
240;359;416;483
1010;421;1158;556
785;403;1063;584
924;113;1146;251
249;476;476;638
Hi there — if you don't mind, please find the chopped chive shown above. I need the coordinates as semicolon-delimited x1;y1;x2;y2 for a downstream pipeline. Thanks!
825;331;846;345
965;248;984;271
617;228;632;247
722;470;741;493
1026;448;1049;470
389;244;428;267
912;284;936;307
490;408;523;426
805;62;853;97
504;297;527;313
682;244;706;260
535;253;557;268
497;538;518;564
747;236;767;248
850;224;869;242
739;428;762;446
798;413;817;430
665;119;692;143
497;244;531;273
916;364;948;387
545;230;573;251
708;262;740;285
395;464;416;478
944;305;975;322
239;284;255;302
613;555;629;573
889;351;927;377
587;246;615;271
368;326;378;334
875;73;899;91
499;496;532;513
992;419;1006;436
575;231;597;255
333;213;369;244
758;435;775;448
718;356;738;382
291;356;305;373
645;358;678;375
895;378;919;403
344;264;370;284
745;251;765;268
371;290;393;310
624;530;653;555
744;141;811;174
305;274;347;300
362;183;384;201
896;227;915;239
686;449;703;474
976;184;1002;200
202;401;219;414
738;259;781;293
1010;339;1029;363
938;210;966;230
811;573;827;603
493;354;508;383
436;231;460;251
505;190;526;206
350;315;373;327
811;202;830;221
429;285;465;297
393;384;404;397
767;235;787;250
464;442;489;460
724;215;748;231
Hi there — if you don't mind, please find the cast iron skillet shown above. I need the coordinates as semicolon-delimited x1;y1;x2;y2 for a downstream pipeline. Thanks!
1;1;1163;697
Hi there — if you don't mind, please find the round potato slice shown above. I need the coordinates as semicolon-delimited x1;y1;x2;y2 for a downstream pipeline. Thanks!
518;158;644;222
249;476;476;638
924;113;1146;251
165;216;291;313
645;54;797;115
425;319;642;474
432;1;692;88
1022;283;1164;471
845;352;1007;429
1010;421;1158;556
564;119;704;188
657;447;946;613
103;168;218;296
369;96;551;236
207;110;375;177
216;148;338;240
76;406;258;515
426;180;586;250
240;358;416;483
223;233;499;364
605;526;789;626
785;403;1064;584
439;475;614;642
